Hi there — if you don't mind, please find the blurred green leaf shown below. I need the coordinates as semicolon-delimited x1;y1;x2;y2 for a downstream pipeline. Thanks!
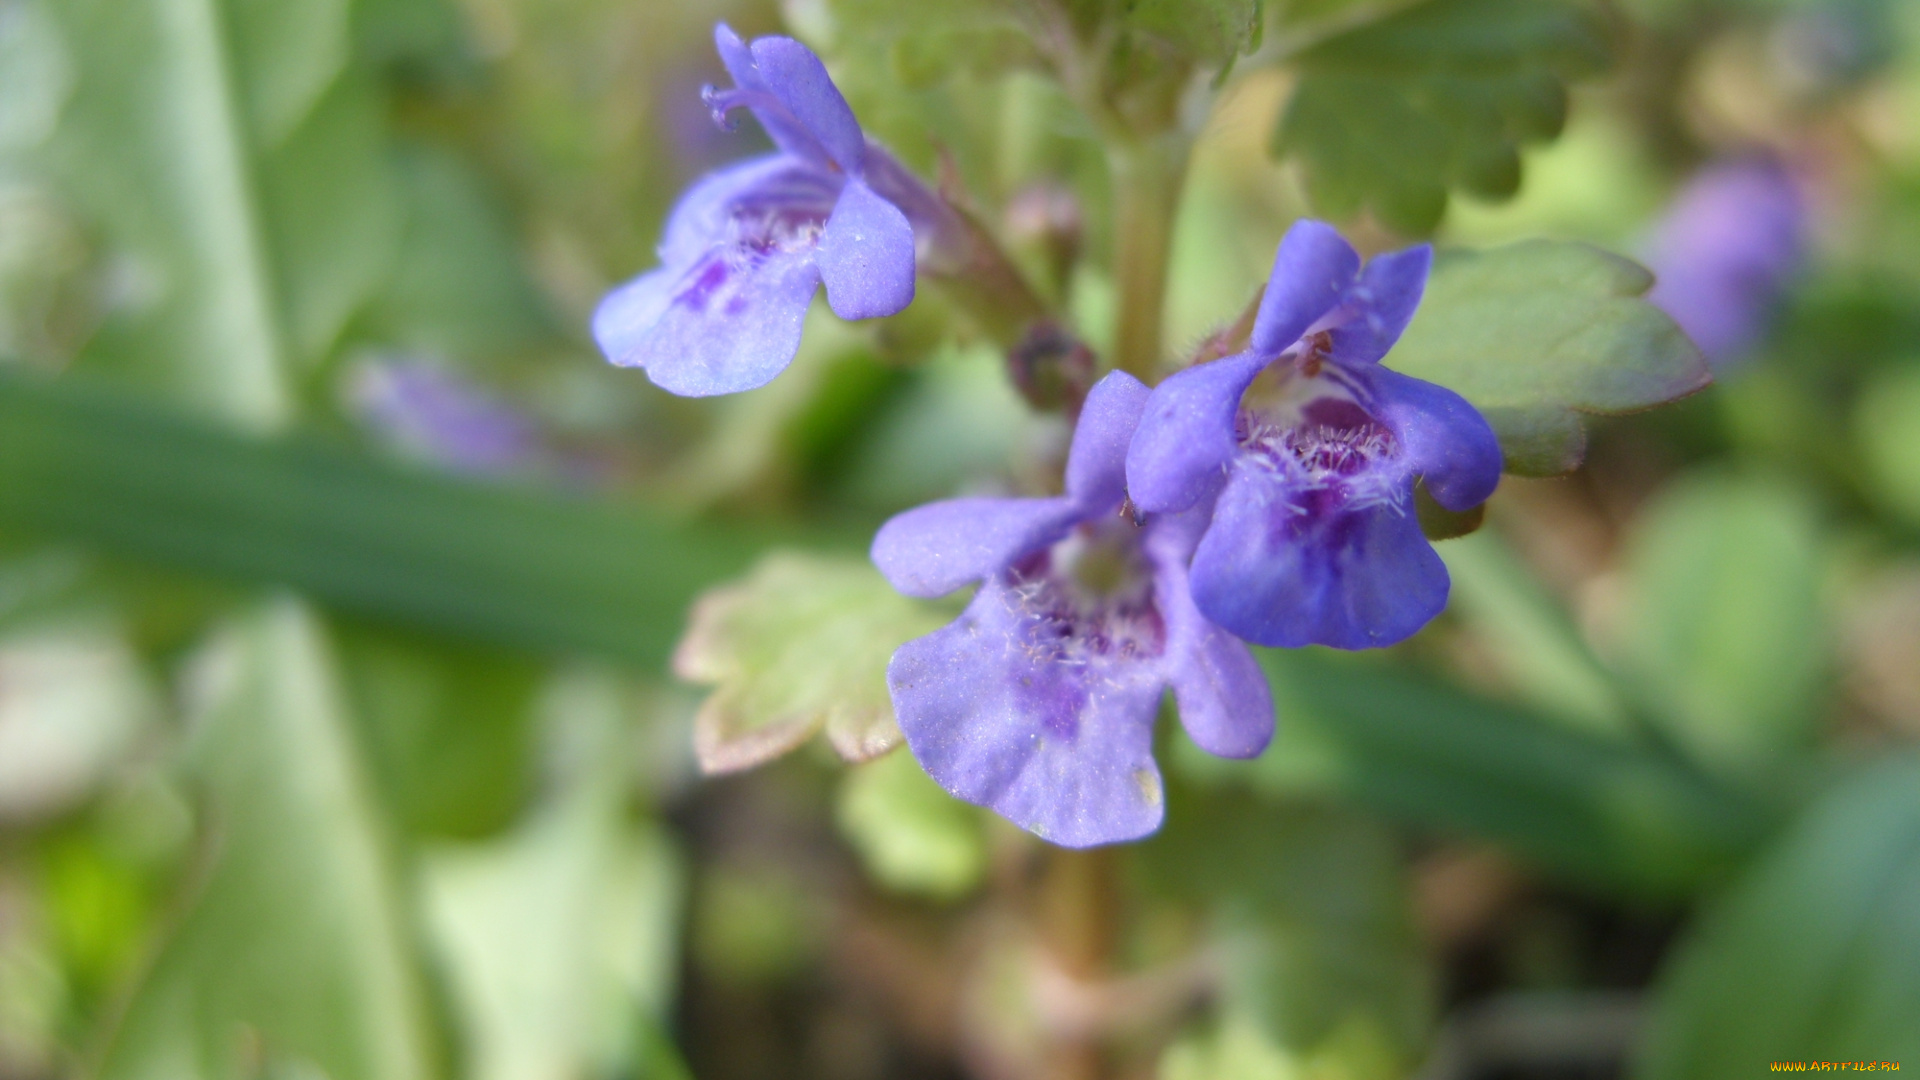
674;551;951;773
1854;361;1920;526
334;622;541;838
1160;1017;1296;1080
1618;472;1827;785
1143;793;1432;1078
1180;648;1774;897
1388;241;1711;475
0;372;781;668
350;146;554;363
836;748;986;900
815;0;1040;86
97;598;438;1080
421;668;686;1080
29;0;405;427
1127;0;1264;67
1636;756;1920;1078
1273;0;1612;235
1439;527;1633;739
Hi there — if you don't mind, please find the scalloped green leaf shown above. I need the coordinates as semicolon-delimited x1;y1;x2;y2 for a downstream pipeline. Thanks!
673;552;952;775
1387;240;1711;475
1273;0;1612;235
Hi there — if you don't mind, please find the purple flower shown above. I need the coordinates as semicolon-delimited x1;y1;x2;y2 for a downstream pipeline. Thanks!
592;25;917;397
1126;221;1502;651
1645;158;1806;371
872;372;1274;848
345;357;539;475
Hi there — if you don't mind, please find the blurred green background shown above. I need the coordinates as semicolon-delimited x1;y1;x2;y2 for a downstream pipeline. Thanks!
2;0;1920;1078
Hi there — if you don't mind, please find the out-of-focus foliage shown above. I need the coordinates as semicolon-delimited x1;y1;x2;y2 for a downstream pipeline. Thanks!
1616;473;1829;786
835;747;987;899
1637;756;1920;1077
1144;794;1432;1079
96;600;440;1080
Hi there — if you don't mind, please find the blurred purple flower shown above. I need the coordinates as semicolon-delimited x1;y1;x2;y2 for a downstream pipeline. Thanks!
872;372;1273;848
593;25;917;397
346;357;539;475
1645;158;1806;371
1126;221;1501;650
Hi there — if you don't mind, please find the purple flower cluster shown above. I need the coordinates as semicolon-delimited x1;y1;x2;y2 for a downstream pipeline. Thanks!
601;29;1505;846
874;222;1502;846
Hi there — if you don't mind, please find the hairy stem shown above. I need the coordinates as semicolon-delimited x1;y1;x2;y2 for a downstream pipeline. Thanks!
1109;135;1190;382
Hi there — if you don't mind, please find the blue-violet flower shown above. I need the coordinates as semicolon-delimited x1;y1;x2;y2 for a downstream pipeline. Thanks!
1645;157;1805;372
1126;220;1502;650
592;25;917;396
872;372;1275;847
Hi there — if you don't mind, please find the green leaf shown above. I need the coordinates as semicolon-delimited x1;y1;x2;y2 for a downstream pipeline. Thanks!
334;621;542;838
350;146;555;362
28;0;403;427
673;551;952;773
836;749;986;900
1617;472;1828;784
1854;362;1920;526
1142;793;1432;1078
813;0;1040;86
1177;648;1774;897
1636;756;1920;1078
1387;240;1711;475
1438;527;1634;739
1127;0;1264;67
0;372;781;668
421;667;687;1080
96;598;438;1080
1273;0;1613;235
1160;1017;1297;1080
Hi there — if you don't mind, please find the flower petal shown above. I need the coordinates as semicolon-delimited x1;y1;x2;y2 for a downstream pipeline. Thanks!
1368;367;1502;512
632;246;822;397
1146;515;1273;758
889;581;1167;847
1065;371;1150;513
592;268;675;369
713;24;821;164
1190;466;1450;649
655;154;809;267
871;496;1080;598
1329;244;1431;365
1125;351;1267;514
749;36;867;175
1251;219;1361;355
817;179;916;321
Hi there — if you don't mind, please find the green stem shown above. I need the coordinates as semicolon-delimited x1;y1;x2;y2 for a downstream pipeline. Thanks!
1108;136;1190;382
